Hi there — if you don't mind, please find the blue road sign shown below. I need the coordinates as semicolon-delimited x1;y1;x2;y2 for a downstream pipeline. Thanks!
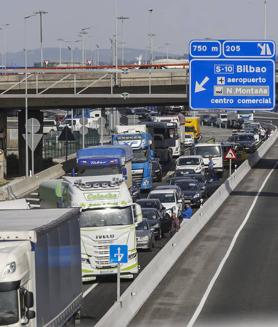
189;40;276;110
109;245;128;264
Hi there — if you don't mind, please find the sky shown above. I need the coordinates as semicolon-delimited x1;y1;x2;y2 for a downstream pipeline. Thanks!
1;0;277;56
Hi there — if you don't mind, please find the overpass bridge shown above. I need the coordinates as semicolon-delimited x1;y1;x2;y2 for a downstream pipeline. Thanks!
0;66;188;109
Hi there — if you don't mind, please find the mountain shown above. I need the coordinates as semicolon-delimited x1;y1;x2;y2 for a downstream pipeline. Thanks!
5;47;184;67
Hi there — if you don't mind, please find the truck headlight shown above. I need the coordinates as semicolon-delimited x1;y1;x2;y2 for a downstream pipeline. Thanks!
128;252;137;260
3;261;16;275
193;193;200;199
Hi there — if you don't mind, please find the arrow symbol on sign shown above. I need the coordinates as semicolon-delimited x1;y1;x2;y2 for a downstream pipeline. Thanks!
114;247;124;262
195;76;210;93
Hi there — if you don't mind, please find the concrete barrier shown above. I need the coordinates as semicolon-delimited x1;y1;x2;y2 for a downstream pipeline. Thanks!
96;130;278;327
0;164;65;200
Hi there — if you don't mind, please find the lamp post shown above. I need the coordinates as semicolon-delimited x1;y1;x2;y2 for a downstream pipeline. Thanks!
114;0;118;69
24;15;35;177
96;44;100;65
34;10;48;67
264;0;267;39
80;27;91;65
117;16;129;65
57;38;64;65
148;8;154;63
148;33;156;63
0;24;10;70
165;42;170;59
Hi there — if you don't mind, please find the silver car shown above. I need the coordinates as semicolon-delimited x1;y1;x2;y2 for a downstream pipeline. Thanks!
136;219;155;251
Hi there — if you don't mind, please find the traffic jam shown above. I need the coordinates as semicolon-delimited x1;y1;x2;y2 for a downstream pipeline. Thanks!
38;106;272;282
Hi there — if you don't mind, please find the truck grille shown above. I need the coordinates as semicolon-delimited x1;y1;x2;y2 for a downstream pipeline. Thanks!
132;172;143;187
93;242;110;267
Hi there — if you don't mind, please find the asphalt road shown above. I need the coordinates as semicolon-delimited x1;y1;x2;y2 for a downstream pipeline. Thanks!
79;125;233;326
194;155;278;326
129;126;278;326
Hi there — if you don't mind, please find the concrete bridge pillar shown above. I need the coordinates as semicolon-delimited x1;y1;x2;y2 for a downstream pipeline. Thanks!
18;110;43;176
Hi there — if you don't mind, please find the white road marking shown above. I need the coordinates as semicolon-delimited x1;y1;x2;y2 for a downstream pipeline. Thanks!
82;283;99;298
187;161;278;327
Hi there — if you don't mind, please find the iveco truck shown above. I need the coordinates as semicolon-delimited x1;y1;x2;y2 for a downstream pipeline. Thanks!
0;208;82;326
39;175;142;281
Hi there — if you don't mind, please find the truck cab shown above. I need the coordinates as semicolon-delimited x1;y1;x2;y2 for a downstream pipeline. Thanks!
76;144;133;189
39;176;143;281
192;143;224;176
185;116;201;140
0;209;81;326
112;125;153;190
153;114;185;157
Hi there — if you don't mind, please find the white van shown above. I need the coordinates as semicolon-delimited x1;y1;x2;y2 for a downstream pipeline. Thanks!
192;143;223;175
176;155;205;174
217;113;227;127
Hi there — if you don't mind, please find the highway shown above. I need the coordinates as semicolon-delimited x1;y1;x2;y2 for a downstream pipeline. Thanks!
78;125;233;326
129;121;278;326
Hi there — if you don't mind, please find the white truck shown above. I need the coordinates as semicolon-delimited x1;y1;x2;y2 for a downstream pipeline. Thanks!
192;143;224;175
0;208;82;326
39;175;142;281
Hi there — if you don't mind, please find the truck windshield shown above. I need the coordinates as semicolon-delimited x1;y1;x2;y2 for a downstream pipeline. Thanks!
80;207;133;227
185;126;195;132
195;146;221;158
0;290;18;325
78;166;121;176
133;149;148;163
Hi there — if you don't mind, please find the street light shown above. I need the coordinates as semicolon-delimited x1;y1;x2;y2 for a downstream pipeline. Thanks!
34;10;48;67
24;15;35;177
165;42;170;59
57;38;65;65
148;33;156;63
0;24;10;69
96;44;100;65
264;0;267;39
79;28;90;65
148;8;154;63
117;16;129;65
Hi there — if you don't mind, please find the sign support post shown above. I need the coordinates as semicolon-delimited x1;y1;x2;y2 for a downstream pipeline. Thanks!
117;263;121;302
109;244;128;303
229;158;232;177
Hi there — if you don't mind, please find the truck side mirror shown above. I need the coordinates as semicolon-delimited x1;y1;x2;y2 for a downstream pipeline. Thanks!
122;167;127;176
24;291;34;308
26;310;36;320
133;203;142;224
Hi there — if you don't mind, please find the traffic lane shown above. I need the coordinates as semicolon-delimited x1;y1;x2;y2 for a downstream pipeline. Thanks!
129;142;278;327
80;125;235;325
194;163;278;327
80;234;171;326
